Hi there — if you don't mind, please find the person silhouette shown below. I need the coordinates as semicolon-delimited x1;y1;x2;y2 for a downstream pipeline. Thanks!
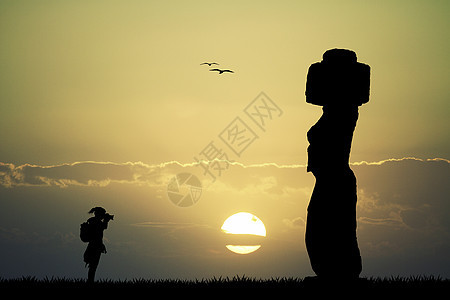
83;207;114;283
304;49;370;280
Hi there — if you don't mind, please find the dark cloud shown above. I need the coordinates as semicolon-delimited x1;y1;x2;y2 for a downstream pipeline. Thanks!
350;158;450;276
283;217;305;228
0;226;77;247
400;209;433;230
358;217;404;227
355;158;450;231
0;161;166;187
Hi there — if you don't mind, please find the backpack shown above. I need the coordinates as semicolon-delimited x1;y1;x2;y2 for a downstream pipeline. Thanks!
80;221;93;243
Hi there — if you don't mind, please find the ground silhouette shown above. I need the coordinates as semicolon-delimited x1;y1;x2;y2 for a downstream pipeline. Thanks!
305;48;370;279
0;276;447;297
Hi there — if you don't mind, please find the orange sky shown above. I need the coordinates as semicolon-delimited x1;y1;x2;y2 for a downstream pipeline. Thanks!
0;1;449;279
0;0;449;166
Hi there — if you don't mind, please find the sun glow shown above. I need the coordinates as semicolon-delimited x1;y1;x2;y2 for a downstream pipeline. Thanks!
221;212;266;255
225;245;261;255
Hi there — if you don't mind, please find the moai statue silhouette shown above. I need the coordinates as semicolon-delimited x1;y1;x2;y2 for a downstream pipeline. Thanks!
305;49;370;279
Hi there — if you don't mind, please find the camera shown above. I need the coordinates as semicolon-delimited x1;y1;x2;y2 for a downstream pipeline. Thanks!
104;213;114;221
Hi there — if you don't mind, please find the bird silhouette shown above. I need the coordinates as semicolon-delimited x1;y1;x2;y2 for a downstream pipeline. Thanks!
210;68;234;74
200;62;219;66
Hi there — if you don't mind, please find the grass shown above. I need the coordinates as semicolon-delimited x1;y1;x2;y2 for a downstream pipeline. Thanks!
0;275;448;290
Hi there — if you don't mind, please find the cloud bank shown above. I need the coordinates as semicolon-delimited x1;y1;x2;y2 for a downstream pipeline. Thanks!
1;157;447;188
0;157;448;278
0;161;165;187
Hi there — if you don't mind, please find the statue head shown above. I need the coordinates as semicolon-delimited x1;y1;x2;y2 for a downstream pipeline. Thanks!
305;48;370;107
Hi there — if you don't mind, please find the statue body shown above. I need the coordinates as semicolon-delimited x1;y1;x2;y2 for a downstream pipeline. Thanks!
305;49;370;279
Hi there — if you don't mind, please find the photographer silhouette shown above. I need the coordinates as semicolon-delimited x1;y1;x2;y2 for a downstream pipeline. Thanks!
82;207;114;283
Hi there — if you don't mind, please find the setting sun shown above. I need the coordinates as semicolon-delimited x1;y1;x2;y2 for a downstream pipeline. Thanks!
221;212;266;254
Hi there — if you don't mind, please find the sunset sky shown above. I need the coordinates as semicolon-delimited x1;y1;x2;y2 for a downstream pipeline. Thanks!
0;0;449;279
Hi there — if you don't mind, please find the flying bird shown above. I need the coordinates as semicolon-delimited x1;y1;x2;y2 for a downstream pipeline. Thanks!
209;68;234;74
200;62;219;66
